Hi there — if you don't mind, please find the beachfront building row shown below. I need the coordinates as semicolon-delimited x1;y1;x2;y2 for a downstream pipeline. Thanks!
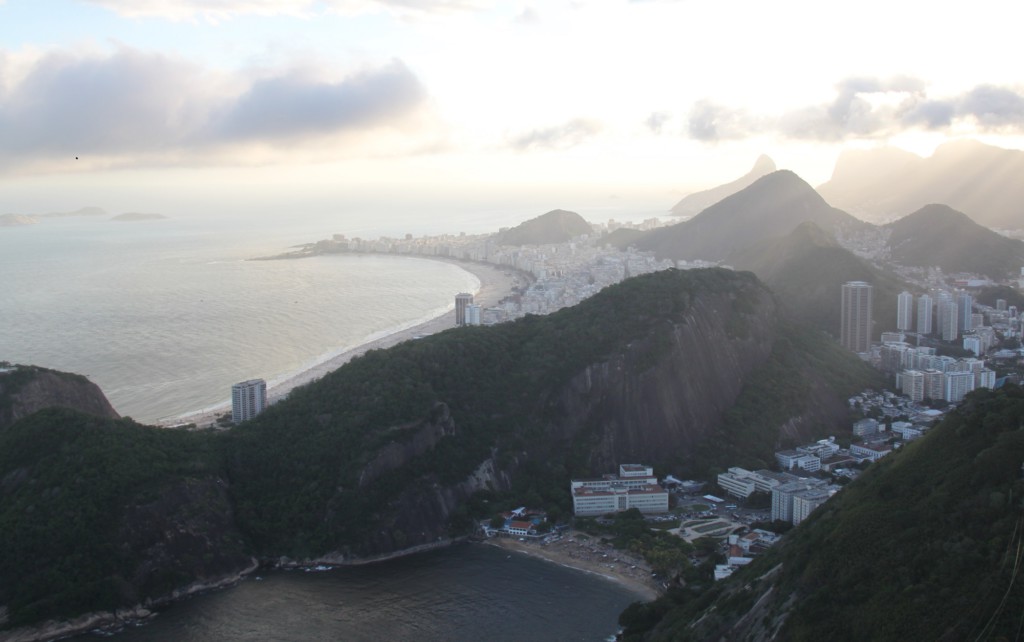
571;464;669;516
231;378;267;423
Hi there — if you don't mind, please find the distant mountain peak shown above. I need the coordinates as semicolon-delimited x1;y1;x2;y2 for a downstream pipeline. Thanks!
631;169;863;263
670;154;776;217
752;154;777;173
495;209;592;246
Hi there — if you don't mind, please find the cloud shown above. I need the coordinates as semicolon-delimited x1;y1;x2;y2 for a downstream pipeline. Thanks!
515;6;541;25
81;0;489;20
687;100;759;141
0;47;431;167
212;61;426;141
644;111;671;134
958;84;1024;129
81;0;312;21
898;98;955;129
685;77;1024;142
509;118;601;150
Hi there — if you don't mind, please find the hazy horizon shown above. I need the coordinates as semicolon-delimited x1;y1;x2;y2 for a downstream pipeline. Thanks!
2;0;1024;225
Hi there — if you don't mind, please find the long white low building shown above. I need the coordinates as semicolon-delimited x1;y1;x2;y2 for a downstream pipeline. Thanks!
571;464;669;516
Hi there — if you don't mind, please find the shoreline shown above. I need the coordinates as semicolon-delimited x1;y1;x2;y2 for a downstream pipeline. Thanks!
483;532;662;602
162;257;523;428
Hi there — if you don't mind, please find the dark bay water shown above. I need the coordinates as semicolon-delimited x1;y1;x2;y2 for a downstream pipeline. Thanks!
96;544;642;642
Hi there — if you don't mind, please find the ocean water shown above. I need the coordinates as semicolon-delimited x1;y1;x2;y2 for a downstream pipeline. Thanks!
96;544;640;642
0;216;478;422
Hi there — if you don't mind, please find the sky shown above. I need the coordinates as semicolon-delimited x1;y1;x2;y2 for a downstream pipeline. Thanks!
2;0;1023;227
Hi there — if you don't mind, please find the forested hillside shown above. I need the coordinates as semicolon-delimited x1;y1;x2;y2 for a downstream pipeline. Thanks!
623;384;1024;641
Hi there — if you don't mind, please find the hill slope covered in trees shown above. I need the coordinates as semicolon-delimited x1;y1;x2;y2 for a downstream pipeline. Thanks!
622;384;1024;641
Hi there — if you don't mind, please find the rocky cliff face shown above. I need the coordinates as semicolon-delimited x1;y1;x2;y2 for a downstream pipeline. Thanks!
0;366;119;430
358;403;457;488
117;477;254;602
545;288;778;471
359;454;515;555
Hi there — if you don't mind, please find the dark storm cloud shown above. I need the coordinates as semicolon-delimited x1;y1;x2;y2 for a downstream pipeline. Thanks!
509;118;601;150
0;48;429;162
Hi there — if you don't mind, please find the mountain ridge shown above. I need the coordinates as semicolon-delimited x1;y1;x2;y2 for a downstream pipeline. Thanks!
669;155;776;217
885;203;1024;278
628;170;866;262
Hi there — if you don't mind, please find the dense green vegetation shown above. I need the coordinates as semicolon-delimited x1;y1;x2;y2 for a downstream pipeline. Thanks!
221;268;766;554
623;384;1024;641
696;322;883;473
0;409;227;626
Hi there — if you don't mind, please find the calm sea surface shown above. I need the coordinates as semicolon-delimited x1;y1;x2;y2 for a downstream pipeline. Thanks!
95;544;639;642
0;216;478;422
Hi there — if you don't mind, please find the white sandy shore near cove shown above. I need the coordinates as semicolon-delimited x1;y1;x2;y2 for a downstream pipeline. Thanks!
162;259;522;428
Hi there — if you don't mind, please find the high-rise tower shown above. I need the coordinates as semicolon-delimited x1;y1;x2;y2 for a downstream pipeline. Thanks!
455;292;474;326
957;292;973;334
938;298;959;341
841;281;873;353
231;378;267;423
916;294;933;335
897;291;914;331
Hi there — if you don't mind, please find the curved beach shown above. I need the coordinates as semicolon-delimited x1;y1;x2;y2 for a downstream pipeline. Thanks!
164;258;520;428
484;531;662;601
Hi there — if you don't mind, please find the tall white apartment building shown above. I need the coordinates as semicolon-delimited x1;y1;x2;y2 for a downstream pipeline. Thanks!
792;488;833;525
917;294;933;335
901;369;925;402
945;370;975;403
772;479;829;524
958;292;974;333
938;298;959;341
231;378;267;423
897;291;914;331
841;281;873;353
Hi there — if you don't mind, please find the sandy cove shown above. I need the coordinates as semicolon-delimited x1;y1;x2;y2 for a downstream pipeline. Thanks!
484;531;662;602
164;258;522;429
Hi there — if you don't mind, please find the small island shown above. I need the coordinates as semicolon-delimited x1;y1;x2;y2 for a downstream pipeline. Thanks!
111;212;168;222
0;213;39;227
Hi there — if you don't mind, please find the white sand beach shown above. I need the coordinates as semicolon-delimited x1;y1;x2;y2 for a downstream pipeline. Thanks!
163;258;522;429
